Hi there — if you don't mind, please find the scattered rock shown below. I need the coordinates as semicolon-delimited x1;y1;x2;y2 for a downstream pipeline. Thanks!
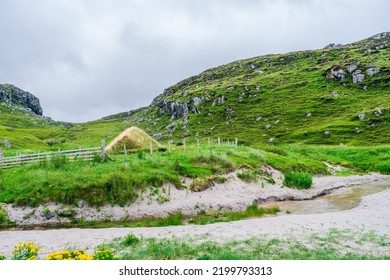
346;64;357;73
366;67;379;77
352;70;365;83
166;123;175;131
306;112;312;118
153;133;163;140
193;97;202;107
225;107;234;119
324;131;331;137
255;70;264;75
332;91;339;97
212;95;225;106
256;117;262;121
358;114;366;120
373;108;383;116
274;120;279;125
269;138;275;143
265;124;271;129
44;213;55;220
330;65;346;80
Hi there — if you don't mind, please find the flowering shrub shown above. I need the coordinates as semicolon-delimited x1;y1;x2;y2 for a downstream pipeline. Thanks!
45;250;93;260
0;254;5;260
93;246;119;260
12;242;40;260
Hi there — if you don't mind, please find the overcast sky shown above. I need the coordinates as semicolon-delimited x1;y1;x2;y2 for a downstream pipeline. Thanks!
0;0;388;122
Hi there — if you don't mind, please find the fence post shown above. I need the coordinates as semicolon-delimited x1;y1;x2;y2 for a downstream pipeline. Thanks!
197;138;200;153
218;137;221;146
183;138;186;151
228;139;230;146
150;140;153;155
235;137;238;147
168;141;171;153
208;138;211;149
101;139;106;162
0;148;3;169
78;147;81;160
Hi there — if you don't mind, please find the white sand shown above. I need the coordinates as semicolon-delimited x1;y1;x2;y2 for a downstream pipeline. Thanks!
0;174;389;258
5;170;390;226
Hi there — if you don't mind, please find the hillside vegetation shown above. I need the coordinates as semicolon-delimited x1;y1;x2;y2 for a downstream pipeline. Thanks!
1;33;389;153
106;32;390;146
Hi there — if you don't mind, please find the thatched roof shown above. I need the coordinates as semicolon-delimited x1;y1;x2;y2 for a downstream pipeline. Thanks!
106;126;162;152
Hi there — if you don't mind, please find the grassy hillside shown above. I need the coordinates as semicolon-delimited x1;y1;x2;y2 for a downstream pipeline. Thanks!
1;33;389;154
0;145;389;208
105;32;390;146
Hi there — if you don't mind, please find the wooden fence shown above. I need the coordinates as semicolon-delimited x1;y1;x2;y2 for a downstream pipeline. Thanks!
0;146;103;169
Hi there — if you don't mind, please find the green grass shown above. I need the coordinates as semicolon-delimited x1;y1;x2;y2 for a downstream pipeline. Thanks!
283;171;313;189
19;205;279;230
0;145;388;207
188;204;279;225
236;169;260;182
103;229;390;260
378;162;390;174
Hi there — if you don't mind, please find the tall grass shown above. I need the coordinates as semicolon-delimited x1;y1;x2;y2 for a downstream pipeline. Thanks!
283;171;312;189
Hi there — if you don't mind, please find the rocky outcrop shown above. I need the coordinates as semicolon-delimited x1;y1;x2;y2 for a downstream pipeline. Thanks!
352;70;365;83
0;84;43;115
330;65;346;80
366;67;380;77
102;107;146;120
323;43;342;49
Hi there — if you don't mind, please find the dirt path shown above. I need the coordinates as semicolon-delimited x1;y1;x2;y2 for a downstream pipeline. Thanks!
1;186;389;258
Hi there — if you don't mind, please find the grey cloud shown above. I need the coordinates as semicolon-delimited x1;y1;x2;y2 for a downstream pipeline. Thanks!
0;0;388;122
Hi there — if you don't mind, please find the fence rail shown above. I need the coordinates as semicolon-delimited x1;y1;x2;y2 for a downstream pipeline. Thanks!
0;147;102;169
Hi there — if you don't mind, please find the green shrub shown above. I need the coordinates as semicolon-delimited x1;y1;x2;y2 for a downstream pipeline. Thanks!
122;234;140;247
378;163;390;174
283;171;312;189
0;254;5;260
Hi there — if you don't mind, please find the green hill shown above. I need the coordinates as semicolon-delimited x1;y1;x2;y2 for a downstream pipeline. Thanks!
104;32;390;146
0;32;389;153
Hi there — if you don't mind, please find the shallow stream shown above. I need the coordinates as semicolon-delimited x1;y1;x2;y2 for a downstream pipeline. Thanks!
269;181;390;215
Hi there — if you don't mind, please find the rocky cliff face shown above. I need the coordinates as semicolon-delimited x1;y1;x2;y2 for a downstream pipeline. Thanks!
0;84;43;116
